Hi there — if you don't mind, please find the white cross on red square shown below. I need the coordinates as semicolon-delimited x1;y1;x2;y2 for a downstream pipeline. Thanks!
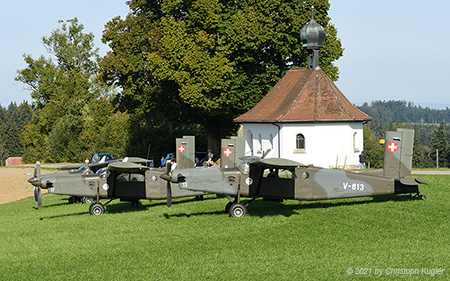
388;142;398;153
223;147;233;157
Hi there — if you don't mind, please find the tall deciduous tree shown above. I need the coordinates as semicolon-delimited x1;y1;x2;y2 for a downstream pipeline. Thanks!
100;0;343;153
16;18;130;163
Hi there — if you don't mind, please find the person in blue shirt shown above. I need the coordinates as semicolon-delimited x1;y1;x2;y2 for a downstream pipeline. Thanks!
207;149;214;167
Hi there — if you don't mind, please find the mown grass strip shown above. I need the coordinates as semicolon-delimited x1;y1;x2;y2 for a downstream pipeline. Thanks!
0;175;448;280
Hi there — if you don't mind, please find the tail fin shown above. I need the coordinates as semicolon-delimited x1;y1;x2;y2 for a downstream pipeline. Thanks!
176;135;196;169
383;128;414;178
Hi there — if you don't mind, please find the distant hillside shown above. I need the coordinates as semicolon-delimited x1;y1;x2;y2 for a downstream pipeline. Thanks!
357;100;450;124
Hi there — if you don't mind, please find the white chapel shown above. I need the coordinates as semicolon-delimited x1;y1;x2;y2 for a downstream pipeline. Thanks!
234;10;371;168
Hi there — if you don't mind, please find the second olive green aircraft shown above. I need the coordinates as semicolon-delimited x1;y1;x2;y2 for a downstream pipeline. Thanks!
161;129;428;217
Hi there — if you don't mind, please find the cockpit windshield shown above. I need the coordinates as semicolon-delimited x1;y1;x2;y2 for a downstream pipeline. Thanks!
236;161;250;174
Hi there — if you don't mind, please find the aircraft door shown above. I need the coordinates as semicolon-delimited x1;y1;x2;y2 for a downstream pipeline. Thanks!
294;167;314;200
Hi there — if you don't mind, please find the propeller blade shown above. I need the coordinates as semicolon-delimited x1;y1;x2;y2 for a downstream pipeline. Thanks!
166;161;173;207
35;161;41;179
166;181;172;208
37;187;42;207
33;186;38;202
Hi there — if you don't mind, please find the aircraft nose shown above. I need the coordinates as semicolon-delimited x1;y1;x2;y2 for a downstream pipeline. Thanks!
28;178;52;189
28;177;42;187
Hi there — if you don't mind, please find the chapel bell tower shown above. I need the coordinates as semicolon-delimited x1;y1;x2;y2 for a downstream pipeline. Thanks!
300;7;326;69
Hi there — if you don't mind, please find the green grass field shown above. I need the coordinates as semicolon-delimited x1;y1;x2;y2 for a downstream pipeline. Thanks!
0;175;448;280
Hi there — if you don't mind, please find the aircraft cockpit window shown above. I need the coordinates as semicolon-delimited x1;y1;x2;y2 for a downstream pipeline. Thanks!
264;168;296;179
265;168;279;178
237;161;250;174
96;168;110;179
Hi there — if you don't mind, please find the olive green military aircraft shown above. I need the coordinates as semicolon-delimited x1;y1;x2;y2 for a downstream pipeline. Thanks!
161;129;428;217
28;156;206;215
28;158;205;215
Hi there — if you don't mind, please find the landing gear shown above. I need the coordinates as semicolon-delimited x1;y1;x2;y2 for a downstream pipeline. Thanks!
89;203;105;215
81;197;93;204
130;200;140;208
413;193;427;200
229;203;248;217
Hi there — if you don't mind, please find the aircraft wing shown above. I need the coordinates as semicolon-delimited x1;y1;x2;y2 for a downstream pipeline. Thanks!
57;160;117;171
122;157;153;165
57;164;85;170
107;162;150;173
251;158;305;169
58;156;152;171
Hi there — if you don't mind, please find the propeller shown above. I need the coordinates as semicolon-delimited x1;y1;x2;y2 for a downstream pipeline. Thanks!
165;162;172;207
28;161;43;207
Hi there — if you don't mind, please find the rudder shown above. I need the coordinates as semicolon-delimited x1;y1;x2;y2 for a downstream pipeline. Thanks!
383;128;414;178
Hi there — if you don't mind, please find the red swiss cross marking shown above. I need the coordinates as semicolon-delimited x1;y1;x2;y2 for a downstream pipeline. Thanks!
178;145;186;153
223;147;233;157
388;142;398;153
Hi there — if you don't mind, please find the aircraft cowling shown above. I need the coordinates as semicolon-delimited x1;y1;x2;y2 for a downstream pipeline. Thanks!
27;178;52;189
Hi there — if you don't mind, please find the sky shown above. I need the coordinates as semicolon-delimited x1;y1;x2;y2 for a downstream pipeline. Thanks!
1;0;449;109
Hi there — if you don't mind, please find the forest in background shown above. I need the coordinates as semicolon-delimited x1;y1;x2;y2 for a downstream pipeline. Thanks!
357;100;450;169
0;102;32;165
1;99;448;169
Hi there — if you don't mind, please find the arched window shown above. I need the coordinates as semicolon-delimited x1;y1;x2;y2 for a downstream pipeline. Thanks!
296;134;305;149
246;129;253;156
269;134;273;150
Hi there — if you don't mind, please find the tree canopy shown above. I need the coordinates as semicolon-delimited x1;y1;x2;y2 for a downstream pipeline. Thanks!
16;18;130;163
100;0;344;152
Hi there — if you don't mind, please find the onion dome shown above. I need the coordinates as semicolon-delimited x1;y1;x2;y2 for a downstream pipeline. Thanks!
300;7;326;49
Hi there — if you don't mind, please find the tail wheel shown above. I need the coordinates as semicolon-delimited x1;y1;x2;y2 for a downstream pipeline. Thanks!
229;203;248;217
89;203;105;216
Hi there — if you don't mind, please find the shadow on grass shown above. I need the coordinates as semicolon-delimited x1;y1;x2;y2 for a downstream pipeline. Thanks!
163;194;423;219
37;196;217;219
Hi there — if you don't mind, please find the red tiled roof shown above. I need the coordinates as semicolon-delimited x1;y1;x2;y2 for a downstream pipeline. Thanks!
234;67;372;123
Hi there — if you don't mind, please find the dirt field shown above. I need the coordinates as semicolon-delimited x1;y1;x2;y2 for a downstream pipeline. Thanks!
0;167;54;204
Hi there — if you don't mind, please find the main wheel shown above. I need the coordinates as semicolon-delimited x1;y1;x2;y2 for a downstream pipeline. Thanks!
89;203;105;215
68;196;77;204
229;203;248;217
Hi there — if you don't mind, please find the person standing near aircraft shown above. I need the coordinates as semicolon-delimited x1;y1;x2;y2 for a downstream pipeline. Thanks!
207;149;214;167
359;151;366;169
